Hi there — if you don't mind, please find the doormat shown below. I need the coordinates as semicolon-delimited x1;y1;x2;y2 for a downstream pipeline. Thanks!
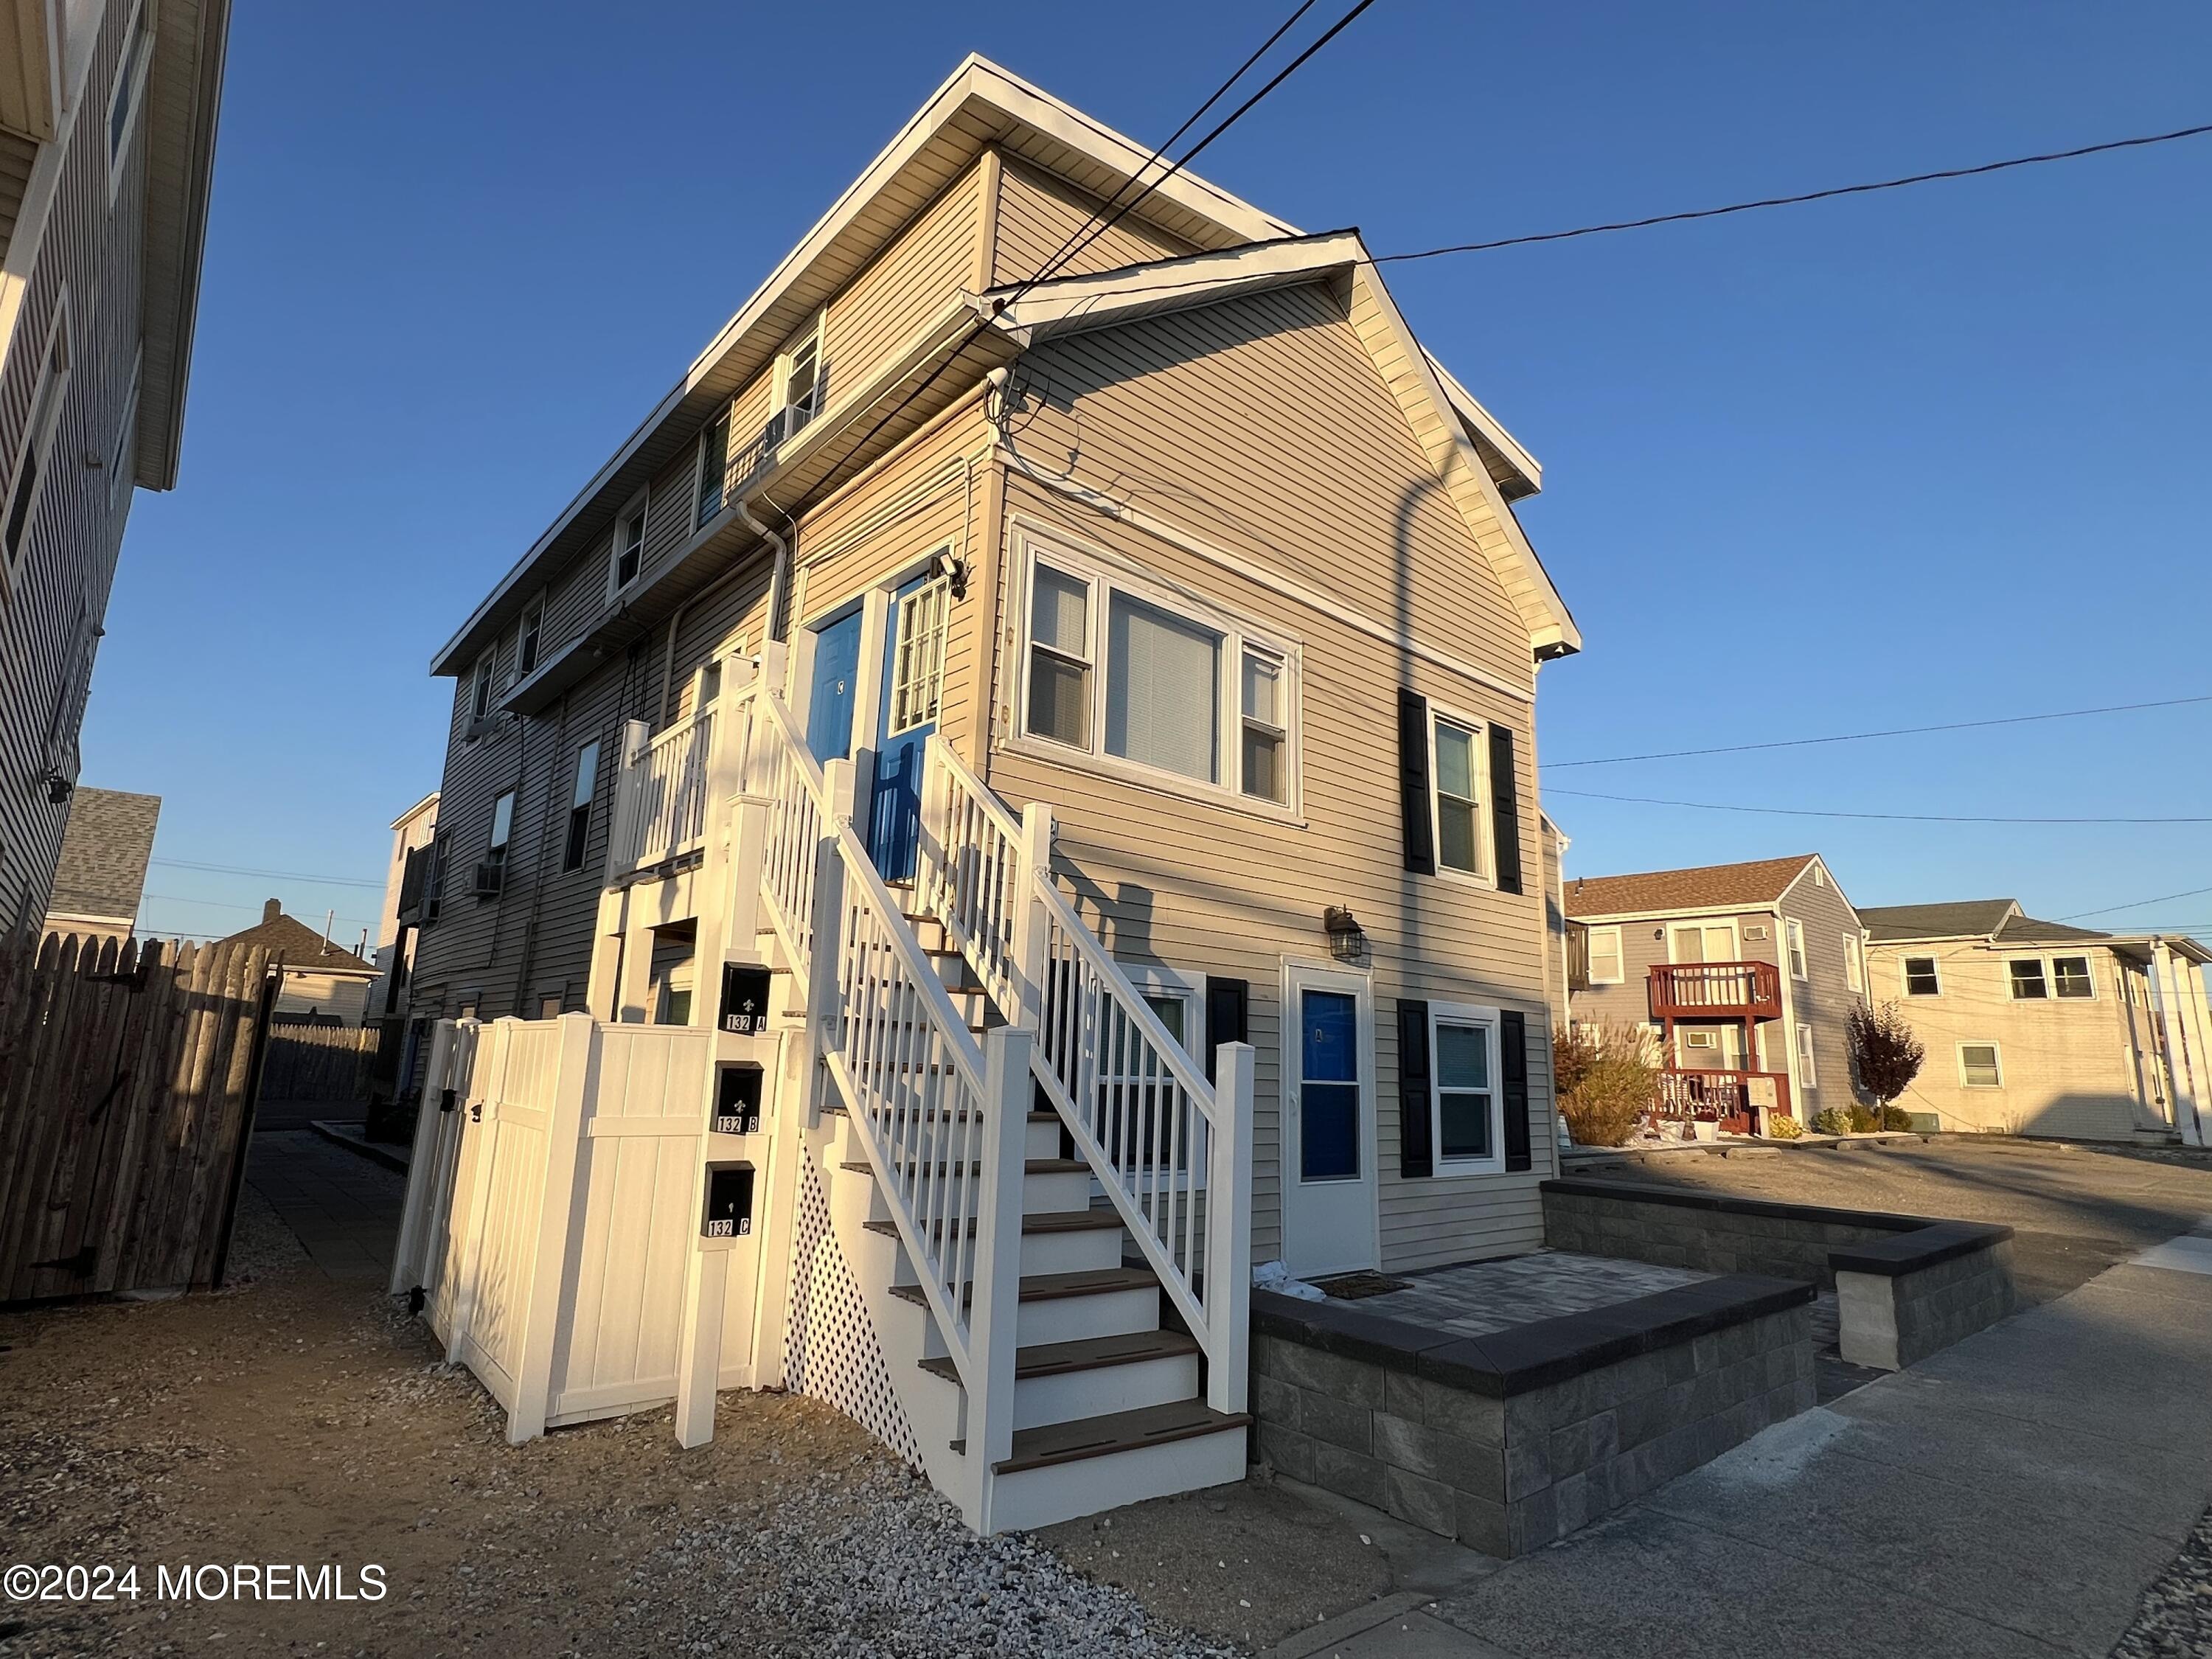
1312;1271;1412;1300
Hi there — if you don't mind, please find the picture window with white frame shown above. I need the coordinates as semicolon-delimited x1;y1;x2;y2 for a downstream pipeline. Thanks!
1018;543;1297;810
1428;1004;1500;1169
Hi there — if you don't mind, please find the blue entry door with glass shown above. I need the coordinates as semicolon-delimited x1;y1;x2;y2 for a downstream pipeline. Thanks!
1282;968;1377;1276
866;574;949;880
806;607;864;764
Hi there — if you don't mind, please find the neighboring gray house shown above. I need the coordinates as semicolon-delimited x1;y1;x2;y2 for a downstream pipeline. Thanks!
1861;900;2212;1144
1565;853;1872;1129
41;782;157;939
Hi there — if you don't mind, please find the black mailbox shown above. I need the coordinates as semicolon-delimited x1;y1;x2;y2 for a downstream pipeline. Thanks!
720;964;773;1035
713;1064;764;1135
702;1164;755;1239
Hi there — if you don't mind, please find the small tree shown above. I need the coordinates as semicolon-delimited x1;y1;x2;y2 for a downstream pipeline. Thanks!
1555;1020;1661;1148
1848;1001;1925;1110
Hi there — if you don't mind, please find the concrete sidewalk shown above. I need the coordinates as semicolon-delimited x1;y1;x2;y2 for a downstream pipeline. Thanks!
1289;1219;2212;1657
241;1128;406;1281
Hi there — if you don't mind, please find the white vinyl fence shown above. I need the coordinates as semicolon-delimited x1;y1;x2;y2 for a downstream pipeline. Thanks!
395;1012;713;1443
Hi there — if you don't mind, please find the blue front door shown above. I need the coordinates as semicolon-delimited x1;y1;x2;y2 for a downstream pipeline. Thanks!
867;575;944;880
806;608;863;763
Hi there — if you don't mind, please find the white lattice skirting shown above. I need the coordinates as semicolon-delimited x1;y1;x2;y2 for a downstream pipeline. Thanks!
785;1158;922;1469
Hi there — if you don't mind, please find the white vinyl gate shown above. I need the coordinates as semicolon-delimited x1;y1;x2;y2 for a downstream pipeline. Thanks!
393;1014;717;1442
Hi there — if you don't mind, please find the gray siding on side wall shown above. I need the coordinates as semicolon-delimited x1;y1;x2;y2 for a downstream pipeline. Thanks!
0;0;151;928
1775;869;1872;1113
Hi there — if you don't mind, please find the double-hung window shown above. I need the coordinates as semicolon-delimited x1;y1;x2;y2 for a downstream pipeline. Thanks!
2052;955;2095;999
1959;1043;2003;1088
1585;925;1624;985
695;408;731;526
1786;917;1809;980
468;653;495;726
562;741;599;872
1020;542;1298;810
1430;715;1485;879
4;307;71;577
1843;934;1865;995
1902;956;1941;996
773;314;824;445
1795;1020;1817;1088
516;599;543;678
611;495;647;593
2008;959;2048;1000
108;0;154;190
1429;1004;1500;1170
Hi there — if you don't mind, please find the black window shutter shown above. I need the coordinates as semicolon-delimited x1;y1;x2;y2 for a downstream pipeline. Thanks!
1398;689;1435;875
1203;977;1248;1085
1489;723;1523;894
1501;1009;1531;1172
1397;998;1433;1178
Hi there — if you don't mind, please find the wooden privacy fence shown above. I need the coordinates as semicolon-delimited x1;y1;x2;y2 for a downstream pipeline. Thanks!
0;932;278;1303
260;1021;380;1103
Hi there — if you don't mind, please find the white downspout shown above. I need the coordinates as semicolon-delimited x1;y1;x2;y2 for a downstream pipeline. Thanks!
739;494;796;670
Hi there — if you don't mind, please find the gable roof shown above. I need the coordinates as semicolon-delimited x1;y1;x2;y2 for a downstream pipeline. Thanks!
979;232;1576;655
1564;855;1820;919
432;54;1564;674
1859;900;2023;943
1993;914;2115;946
45;787;161;925
218;900;376;974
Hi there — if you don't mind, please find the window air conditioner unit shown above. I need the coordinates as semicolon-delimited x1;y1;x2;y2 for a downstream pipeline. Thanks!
1743;925;1770;942
471;859;507;898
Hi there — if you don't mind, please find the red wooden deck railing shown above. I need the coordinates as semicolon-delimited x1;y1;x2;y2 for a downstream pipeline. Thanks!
1654;1068;1793;1127
1647;960;1784;1020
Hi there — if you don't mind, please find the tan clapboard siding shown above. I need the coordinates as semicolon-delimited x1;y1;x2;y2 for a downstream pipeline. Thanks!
1775;872;1872;1111
0;129;36;265
1007;282;1536;690
661;553;775;728
0;0;154;931
1862;940;2151;1140
819;164;981;406
991;444;1555;1268
792;409;991;758
990;156;1200;285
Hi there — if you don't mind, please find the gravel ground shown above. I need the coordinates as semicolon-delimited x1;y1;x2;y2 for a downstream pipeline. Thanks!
2112;1505;2212;1658
0;1181;1245;1658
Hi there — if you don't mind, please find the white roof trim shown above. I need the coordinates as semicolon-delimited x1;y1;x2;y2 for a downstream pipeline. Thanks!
1427;355;1540;495
980;230;1365;338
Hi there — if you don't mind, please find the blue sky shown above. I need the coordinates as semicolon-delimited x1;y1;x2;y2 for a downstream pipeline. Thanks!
90;0;2212;945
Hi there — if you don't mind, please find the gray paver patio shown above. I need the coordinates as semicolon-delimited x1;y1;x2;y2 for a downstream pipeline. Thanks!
242;1128;405;1281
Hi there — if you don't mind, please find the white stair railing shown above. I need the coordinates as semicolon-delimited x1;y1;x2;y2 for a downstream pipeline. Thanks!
613;706;716;873
740;692;1029;1511
915;738;1253;1414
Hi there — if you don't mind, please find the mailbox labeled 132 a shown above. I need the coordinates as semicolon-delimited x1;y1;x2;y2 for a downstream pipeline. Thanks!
720;965;773;1035
701;1163;755;1239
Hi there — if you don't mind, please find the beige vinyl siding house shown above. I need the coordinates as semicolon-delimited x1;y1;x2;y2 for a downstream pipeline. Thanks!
1861;900;2212;1144
0;0;226;931
402;58;1584;1520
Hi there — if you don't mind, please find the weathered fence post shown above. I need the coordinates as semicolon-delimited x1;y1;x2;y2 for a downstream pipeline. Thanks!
390;1019;456;1295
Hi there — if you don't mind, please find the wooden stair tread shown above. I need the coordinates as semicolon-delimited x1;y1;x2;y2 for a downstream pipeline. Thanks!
917;1328;1197;1383
827;1105;1055;1124
862;1208;1121;1240
841;1158;1085;1177
953;1399;1251;1475
887;1266;1156;1309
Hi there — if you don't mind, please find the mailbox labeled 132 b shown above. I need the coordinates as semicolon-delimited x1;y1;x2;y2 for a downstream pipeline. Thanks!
712;1063;763;1135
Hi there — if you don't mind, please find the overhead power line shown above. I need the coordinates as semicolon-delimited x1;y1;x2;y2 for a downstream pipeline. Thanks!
150;856;385;889
2060;883;2212;921
1544;692;2212;769
1545;787;2212;826
141;891;378;926
1371;120;2212;264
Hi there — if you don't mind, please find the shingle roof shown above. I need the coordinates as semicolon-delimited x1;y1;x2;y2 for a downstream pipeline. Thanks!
45;788;161;924
1859;900;2021;943
1993;914;2115;945
1562;855;1819;919
218;900;377;974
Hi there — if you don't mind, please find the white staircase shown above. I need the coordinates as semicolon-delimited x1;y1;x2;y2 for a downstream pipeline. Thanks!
650;652;1253;1532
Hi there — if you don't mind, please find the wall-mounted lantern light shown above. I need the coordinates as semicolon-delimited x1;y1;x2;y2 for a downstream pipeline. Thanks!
1324;905;1366;961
